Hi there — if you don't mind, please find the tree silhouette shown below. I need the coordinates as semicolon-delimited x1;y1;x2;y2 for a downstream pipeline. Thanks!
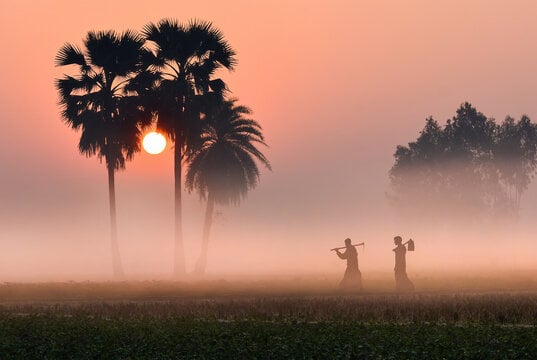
55;30;151;278
141;19;236;276
494;115;537;211
390;102;537;222
186;98;271;274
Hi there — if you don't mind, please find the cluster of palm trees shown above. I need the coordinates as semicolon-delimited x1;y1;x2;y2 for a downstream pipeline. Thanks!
55;19;271;278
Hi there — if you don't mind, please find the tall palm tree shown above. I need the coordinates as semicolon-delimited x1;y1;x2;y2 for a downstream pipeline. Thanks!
55;30;151;278
186;98;271;274
141;19;237;276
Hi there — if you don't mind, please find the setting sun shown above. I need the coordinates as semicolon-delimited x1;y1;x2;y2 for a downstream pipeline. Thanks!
142;132;166;154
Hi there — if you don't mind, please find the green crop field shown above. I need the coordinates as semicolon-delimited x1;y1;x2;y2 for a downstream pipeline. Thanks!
1;278;537;359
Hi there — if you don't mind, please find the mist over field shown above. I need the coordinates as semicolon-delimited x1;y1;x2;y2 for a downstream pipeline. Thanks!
2;111;537;282
1;172;536;282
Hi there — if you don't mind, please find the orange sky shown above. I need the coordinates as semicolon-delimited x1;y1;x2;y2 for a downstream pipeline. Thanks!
1;0;537;279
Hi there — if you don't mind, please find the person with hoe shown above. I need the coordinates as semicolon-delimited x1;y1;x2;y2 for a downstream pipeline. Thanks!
393;235;414;292
332;238;363;291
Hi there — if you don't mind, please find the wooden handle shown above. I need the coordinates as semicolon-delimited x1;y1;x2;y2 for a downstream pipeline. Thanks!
330;242;364;251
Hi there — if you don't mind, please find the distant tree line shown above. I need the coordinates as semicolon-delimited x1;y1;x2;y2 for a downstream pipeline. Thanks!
55;20;270;278
390;102;537;221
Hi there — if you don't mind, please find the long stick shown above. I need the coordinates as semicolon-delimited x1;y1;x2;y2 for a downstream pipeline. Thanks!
330;242;364;251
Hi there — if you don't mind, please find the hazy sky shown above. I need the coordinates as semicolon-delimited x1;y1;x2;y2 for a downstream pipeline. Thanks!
1;0;537;279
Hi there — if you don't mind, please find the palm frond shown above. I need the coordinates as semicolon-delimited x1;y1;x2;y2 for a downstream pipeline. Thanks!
55;43;86;67
139;48;165;69
187;19;237;70
185;97;270;206
85;30;117;70
56;28;151;173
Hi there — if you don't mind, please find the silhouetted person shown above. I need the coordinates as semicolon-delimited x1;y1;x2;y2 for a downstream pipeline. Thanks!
335;238;362;291
393;236;414;292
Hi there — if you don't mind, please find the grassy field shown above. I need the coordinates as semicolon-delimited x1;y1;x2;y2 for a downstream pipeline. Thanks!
1;275;537;359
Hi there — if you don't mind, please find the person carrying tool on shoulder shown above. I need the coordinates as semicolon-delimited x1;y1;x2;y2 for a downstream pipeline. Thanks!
393;235;415;292
333;238;362;291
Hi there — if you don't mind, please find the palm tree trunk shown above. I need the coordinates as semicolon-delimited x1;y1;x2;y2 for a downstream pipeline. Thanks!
107;166;124;279
173;135;186;277
194;192;215;275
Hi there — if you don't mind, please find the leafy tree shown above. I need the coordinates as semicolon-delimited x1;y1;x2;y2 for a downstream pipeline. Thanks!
186;98;271;274
141;19;236;276
495;115;537;211
55;30;151;278
390;102;537;222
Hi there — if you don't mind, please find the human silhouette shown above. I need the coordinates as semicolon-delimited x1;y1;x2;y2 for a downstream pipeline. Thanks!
335;238;362;291
393;236;414;292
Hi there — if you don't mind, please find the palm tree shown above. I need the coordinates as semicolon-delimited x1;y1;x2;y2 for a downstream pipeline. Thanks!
186;98;271;274
55;30;151;278
141;19;237;276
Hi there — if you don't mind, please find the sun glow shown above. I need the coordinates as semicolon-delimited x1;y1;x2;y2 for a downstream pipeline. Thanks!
142;132;166;155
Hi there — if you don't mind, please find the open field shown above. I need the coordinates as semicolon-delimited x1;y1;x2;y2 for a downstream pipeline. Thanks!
2;271;537;301
1;275;537;358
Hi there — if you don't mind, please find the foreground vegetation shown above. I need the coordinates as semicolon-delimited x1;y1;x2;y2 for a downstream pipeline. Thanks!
1;316;535;359
0;279;537;358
